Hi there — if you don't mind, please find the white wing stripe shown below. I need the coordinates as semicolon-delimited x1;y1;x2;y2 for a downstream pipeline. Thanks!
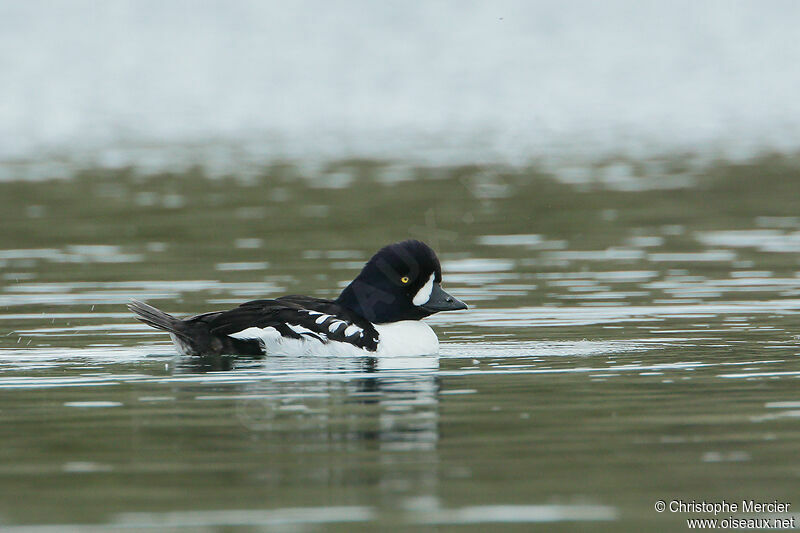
287;323;326;339
344;324;362;337
328;321;346;333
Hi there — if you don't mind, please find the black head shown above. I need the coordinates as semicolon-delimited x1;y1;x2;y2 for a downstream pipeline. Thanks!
336;240;468;323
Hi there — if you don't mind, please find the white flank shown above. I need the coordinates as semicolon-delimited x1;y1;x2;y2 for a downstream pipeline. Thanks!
412;273;435;306
228;325;362;356
229;326;281;341
315;314;331;324
227;320;439;357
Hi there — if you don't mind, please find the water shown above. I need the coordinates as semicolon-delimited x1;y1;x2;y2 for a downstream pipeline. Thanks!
1;159;799;530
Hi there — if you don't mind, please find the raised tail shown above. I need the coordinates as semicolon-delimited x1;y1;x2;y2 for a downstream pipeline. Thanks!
128;299;183;335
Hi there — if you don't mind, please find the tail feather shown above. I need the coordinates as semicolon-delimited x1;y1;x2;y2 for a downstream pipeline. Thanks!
128;299;262;356
128;299;184;336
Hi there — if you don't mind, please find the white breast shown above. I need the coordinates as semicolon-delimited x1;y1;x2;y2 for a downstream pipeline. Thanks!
373;320;439;357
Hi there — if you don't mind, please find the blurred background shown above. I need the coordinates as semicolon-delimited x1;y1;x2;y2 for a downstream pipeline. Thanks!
2;0;800;176
2;2;800;531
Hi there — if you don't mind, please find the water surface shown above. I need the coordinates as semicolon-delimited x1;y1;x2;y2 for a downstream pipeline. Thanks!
1;159;800;531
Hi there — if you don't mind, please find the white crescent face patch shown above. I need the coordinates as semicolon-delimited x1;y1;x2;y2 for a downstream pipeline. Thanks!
412;273;435;306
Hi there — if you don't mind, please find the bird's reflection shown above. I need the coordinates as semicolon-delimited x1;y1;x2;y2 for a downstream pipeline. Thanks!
174;353;442;500
173;353;263;372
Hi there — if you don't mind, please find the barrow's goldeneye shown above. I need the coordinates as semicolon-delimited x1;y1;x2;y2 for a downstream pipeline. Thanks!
128;240;467;356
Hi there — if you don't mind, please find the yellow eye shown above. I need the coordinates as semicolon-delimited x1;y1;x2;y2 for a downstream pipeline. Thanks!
401;276;410;284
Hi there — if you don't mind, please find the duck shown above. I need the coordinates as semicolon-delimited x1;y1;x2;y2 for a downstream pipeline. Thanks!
128;240;467;357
